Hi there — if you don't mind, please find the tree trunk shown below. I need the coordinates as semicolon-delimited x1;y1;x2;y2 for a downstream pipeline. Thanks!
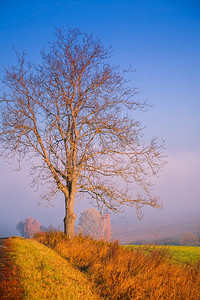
63;191;76;239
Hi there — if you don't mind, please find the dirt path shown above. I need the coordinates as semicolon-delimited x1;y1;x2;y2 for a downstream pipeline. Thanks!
0;238;9;277
0;237;23;299
0;238;9;298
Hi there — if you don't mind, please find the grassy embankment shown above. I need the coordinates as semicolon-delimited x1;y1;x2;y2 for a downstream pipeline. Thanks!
1;237;99;299
124;245;200;264
34;231;200;299
2;233;200;299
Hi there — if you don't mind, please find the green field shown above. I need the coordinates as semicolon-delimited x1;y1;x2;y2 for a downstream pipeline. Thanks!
124;245;200;264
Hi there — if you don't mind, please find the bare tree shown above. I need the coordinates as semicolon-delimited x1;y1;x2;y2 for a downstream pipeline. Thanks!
0;27;165;238
78;208;111;241
16;217;40;238
180;232;199;246
78;208;104;240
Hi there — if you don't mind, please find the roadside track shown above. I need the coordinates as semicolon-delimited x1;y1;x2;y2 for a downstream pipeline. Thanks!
0;238;9;298
0;237;23;299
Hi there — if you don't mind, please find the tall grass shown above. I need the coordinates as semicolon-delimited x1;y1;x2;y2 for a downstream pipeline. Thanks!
35;230;200;300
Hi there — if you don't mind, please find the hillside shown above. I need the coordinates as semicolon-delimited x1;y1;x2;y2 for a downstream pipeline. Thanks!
34;231;200;299
0;237;99;299
1;233;200;299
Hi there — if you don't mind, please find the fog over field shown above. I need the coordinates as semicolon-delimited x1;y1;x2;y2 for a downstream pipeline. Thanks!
0;152;199;242
0;0;200;241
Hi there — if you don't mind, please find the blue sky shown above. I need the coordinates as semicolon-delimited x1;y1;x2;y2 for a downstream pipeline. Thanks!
0;0;200;239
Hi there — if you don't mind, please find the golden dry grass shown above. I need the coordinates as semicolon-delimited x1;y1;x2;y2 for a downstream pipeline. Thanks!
35;230;200;300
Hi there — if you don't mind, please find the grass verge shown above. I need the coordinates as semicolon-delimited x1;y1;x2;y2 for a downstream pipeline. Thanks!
4;237;99;300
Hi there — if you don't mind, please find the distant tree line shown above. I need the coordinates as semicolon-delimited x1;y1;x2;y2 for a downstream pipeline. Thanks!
130;231;200;246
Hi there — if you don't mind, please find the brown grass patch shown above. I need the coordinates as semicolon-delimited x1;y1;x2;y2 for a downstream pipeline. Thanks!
34;230;200;299
0;239;24;299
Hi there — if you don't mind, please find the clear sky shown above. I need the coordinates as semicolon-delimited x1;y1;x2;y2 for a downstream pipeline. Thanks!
0;0;200;239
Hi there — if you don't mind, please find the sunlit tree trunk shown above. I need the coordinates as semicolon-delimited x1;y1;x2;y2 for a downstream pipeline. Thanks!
63;182;76;238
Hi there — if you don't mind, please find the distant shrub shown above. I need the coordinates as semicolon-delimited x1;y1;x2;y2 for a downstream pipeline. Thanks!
35;231;200;299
